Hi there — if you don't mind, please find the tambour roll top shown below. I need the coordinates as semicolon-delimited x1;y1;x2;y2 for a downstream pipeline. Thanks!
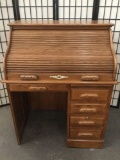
3;20;117;83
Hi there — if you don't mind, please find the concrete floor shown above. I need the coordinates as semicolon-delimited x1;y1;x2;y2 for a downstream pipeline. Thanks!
0;106;120;160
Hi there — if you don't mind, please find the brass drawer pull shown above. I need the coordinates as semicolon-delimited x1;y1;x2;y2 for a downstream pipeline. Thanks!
79;108;97;113
78;133;93;137
81;75;99;81
78;121;95;125
80;94;99;99
29;86;47;91
20;75;38;80
50;75;68;80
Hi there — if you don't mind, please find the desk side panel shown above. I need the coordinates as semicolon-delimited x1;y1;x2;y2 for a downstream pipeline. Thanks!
7;86;30;144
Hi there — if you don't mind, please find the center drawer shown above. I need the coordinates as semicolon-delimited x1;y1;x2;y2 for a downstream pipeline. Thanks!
71;86;110;102
9;84;68;92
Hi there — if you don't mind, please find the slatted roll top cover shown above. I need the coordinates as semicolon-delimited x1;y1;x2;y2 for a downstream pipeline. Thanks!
3;20;117;83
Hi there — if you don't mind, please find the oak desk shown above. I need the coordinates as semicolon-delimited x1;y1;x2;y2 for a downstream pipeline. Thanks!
2;20;117;148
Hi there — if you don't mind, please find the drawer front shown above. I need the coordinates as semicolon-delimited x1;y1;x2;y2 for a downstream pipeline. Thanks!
9;84;68;92
7;73;113;82
71;87;109;102
70;129;103;140
70;116;105;128
70;103;107;116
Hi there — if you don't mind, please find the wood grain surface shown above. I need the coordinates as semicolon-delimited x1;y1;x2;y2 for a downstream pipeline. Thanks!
2;20;117;148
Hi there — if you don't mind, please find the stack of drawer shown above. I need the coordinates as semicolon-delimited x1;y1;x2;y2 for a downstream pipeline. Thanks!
68;85;112;148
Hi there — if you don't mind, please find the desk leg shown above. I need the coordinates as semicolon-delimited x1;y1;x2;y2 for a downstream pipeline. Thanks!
8;92;30;144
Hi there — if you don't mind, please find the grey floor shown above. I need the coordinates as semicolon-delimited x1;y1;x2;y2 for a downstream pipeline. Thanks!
0;106;120;160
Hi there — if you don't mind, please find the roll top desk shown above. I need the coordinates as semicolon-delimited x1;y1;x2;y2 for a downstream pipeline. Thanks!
2;20;117;148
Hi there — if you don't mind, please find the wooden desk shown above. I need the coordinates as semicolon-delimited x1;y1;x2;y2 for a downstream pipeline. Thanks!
2;20;117;148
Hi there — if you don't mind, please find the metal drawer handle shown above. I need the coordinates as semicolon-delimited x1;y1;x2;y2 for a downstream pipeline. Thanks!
78;133;93;137
50;75;68;80
79;108;97;113
81;75;99;81
80;94;99;99
20;75;38;80
78;121;95;125
29;86;47;91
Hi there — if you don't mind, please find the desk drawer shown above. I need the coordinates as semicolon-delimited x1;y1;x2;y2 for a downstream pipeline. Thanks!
70;116;105;128
9;84;68;92
70;103;107;116
71;87;110;102
70;129;103;140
